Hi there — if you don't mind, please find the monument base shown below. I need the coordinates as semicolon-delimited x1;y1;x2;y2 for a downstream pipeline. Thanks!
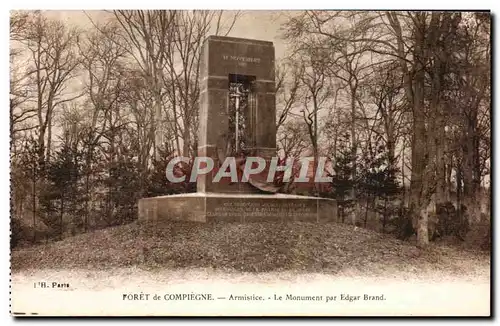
138;193;337;223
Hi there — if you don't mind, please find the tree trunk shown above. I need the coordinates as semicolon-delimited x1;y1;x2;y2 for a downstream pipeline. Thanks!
417;201;430;247
383;197;388;233
463;117;478;223
364;197;369;228
401;139;406;207
46;113;53;163
182;124;191;158
37;129;46;174
32;169;37;243
410;13;430;248
350;84;359;226
60;195;64;240
154;94;162;161
433;93;446;206
445;147;452;202
312;96;319;196
455;163;465;230
84;149;92;233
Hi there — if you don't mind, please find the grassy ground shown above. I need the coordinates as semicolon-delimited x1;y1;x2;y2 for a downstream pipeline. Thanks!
11;220;490;278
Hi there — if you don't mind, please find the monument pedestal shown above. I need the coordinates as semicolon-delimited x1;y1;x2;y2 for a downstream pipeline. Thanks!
138;193;337;223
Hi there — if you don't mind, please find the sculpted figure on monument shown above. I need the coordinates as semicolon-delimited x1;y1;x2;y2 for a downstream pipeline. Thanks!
215;77;281;194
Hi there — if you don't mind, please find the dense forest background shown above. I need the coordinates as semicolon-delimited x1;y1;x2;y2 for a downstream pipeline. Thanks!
10;11;491;249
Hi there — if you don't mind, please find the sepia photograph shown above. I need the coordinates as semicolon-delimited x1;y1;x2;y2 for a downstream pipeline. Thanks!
9;9;491;317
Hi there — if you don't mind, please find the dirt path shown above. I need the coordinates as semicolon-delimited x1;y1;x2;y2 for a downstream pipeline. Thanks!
10;267;490;316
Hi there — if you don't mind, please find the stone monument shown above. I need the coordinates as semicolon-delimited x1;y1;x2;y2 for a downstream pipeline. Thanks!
138;36;337;223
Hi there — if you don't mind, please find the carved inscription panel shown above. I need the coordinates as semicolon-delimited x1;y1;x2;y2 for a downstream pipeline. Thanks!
206;198;317;220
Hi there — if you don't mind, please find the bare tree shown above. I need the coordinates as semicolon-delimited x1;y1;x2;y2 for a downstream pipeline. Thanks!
22;13;81;171
110;10;240;160
281;10;491;246
112;10;176;161
10;11;36;149
78;23;128;231
275;60;301;131
162;11;213;157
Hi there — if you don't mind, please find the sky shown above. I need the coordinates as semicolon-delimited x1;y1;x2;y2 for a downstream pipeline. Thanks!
43;10;292;60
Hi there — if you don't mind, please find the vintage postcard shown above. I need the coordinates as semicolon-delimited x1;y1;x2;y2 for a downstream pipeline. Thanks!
9;9;491;317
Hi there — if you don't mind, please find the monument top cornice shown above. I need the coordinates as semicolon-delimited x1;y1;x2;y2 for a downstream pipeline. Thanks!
205;35;274;47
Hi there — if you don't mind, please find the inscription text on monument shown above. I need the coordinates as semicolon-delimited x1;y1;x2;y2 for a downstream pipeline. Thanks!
222;55;261;63
206;200;317;220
